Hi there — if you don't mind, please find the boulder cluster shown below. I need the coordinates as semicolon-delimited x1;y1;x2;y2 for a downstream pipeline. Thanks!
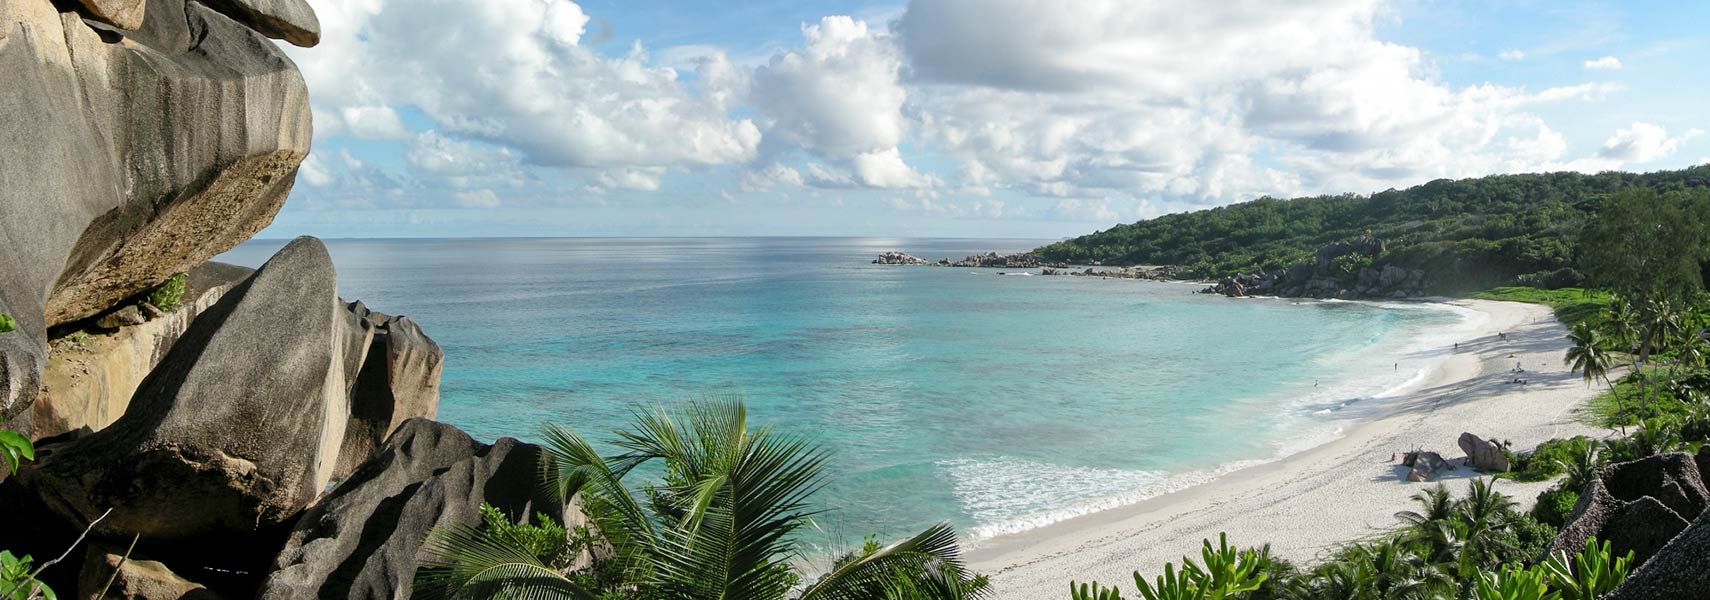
1554;448;1710;597
0;1;572;597
1202;236;1428;299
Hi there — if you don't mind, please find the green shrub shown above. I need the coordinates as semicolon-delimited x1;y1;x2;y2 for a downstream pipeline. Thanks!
1533;488;1580;528
0;313;13;334
476;503;575;570
1507;513;1559;559
146;273;188;313
1508;436;1593;482
0;550;54;600
0;431;33;477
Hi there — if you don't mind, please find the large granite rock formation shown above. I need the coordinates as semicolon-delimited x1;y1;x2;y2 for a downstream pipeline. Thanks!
259;418;579;599
1604;509;1710;599
18;237;370;541
1545;452;1710;566
1457;433;1510;473
336;301;444;479
30;263;253;439
0;0;315;424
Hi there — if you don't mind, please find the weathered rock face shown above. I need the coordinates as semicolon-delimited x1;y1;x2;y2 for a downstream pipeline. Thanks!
1604;509;1710;600
1457;432;1510;472
32;262;253;440
336;301;444;479
78;546;222;600
0;0;315;422
196;0;320;47
19;237;370;540
1546;452;1710;566
260;418;580;600
1404;450;1450;482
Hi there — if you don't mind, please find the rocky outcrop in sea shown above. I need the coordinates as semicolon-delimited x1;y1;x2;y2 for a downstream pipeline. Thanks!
873;251;1067;268
0;1;568;597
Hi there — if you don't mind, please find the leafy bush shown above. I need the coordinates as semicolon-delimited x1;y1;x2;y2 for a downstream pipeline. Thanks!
0;313;13;334
0;431;33;477
145;273;188;313
0;551;54;600
476;503;576;570
1541;538;1631;600
1474;563;1553;600
1532;488;1580;528
1506;436;1594;482
1069;533;1269;600
1506;513;1560;560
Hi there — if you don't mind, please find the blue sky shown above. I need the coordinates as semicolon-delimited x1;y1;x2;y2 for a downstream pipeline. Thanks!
267;0;1709;239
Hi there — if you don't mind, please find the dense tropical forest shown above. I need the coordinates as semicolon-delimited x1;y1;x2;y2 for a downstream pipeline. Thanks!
1035;167;1710;293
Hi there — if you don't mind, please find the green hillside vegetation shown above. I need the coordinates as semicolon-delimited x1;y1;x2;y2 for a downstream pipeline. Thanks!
1035;167;1710;294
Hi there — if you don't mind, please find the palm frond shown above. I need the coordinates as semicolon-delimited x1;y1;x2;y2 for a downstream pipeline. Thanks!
797;522;983;600
415;523;596;600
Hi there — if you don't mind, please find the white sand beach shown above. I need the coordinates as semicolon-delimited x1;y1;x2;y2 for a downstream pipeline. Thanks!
970;299;1612;599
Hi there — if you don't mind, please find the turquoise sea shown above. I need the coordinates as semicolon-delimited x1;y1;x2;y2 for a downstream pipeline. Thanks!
219;237;1472;545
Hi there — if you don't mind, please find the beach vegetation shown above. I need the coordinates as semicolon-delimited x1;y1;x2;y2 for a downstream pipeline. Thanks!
1071;479;1600;600
416;398;986;600
1069;534;1271;600
1530;489;1579;529
145;272;188;313
1470;288;1611;331
1501;436;1595;483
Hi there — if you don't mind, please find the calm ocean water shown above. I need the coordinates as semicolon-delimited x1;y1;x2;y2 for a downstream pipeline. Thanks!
218;237;1470;545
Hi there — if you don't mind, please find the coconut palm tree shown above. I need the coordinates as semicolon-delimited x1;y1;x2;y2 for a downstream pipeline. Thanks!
1632;297;1685;418
416;398;985;600
1563;322;1625;433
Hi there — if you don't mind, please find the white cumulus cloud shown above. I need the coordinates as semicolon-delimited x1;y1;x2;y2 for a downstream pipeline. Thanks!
1598;122;1682;163
1584;56;1623;70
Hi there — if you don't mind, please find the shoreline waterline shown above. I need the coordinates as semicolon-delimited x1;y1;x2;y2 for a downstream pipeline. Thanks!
953;296;1488;544
967;298;1609;599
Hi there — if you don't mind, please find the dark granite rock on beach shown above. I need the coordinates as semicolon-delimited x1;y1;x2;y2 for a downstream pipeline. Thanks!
1457;432;1510;472
1404;450;1450;482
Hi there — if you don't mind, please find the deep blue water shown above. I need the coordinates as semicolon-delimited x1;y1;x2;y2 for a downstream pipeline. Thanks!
218;237;1467;544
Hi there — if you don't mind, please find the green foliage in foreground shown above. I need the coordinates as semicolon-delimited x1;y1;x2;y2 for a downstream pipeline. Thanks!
1074;525;1630;600
0;313;14;334
1070;534;1269;600
0;431;33;477
146;273;188;313
1070;480;1601;600
0;551;55;600
1034;167;1710;290
417;398;986;600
